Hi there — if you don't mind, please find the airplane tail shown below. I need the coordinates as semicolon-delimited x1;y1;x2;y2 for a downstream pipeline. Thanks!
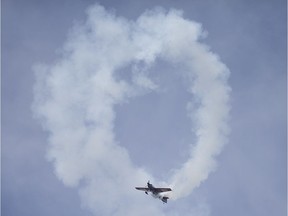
162;196;169;203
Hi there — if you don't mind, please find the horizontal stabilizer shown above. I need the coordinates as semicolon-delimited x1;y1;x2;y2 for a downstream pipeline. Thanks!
162;196;169;203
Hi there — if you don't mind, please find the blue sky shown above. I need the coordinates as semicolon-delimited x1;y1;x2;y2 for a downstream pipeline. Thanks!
2;0;286;216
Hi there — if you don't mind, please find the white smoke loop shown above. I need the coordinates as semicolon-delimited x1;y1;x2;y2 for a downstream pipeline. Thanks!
33;4;230;215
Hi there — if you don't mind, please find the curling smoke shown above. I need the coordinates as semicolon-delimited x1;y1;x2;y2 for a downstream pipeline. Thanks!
33;4;230;215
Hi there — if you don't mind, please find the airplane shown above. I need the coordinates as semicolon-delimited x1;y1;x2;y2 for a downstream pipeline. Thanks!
135;181;172;203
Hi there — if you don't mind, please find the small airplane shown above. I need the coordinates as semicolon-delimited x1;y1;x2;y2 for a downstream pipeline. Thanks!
135;181;172;203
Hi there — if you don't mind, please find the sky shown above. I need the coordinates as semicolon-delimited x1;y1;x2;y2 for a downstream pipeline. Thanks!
2;0;287;216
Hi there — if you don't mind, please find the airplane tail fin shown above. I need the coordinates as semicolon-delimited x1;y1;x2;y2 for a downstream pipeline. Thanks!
162;196;169;203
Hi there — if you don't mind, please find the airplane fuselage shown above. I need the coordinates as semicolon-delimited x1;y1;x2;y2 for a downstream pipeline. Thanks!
147;182;157;194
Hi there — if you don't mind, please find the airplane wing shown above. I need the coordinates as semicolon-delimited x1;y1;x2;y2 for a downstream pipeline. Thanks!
135;187;149;192
154;188;172;193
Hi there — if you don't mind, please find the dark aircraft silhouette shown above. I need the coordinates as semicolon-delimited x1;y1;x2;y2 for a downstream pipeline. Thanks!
135;181;172;203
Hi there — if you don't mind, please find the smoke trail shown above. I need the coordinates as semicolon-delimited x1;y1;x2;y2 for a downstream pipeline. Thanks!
167;42;231;199
33;4;230;215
